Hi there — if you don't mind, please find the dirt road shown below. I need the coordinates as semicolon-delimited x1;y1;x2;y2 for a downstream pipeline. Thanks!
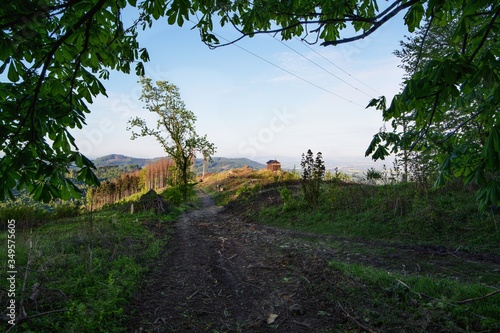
127;190;500;333
127;191;350;332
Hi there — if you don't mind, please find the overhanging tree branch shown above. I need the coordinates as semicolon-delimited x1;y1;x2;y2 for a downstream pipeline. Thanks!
202;0;421;48
322;0;421;46
23;0;108;143
415;15;434;72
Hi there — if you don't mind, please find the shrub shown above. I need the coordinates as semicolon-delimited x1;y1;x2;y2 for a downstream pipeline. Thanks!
162;186;184;206
236;182;261;197
301;149;325;206
0;205;51;230
278;186;297;211
55;203;81;219
365;167;383;184
325;167;350;183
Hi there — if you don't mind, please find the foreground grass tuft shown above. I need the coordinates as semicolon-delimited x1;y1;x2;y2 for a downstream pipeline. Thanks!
329;261;500;332
0;205;180;333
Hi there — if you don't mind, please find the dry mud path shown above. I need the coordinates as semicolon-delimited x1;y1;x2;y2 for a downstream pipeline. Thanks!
127;190;500;333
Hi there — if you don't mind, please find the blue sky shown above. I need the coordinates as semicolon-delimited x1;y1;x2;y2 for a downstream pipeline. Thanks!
70;10;409;167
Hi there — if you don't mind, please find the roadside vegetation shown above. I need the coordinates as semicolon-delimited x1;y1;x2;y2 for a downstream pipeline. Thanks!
260;180;500;254
214;160;499;332
327;260;500;332
0;190;186;333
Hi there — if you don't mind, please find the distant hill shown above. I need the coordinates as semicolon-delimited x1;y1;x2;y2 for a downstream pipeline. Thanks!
93;154;153;167
194;157;266;174
93;154;266;174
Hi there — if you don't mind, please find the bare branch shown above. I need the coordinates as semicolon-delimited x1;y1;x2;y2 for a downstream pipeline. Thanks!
415;15;434;72
439;108;487;144
409;91;440;151
468;6;499;63
203;0;420;48
322;0;421;46
337;301;379;333
457;289;500;305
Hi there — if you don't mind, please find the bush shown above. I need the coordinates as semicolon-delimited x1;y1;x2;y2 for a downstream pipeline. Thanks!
236;182;261;197
162;186;184;206
301;149;325;206
0;205;51;230
54;203;81;219
365;167;383;184
325;167;350;183
278;186;298;211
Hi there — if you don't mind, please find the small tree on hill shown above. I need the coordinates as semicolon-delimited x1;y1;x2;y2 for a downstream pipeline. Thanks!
301;150;326;206
365;167;383;184
128;77;216;201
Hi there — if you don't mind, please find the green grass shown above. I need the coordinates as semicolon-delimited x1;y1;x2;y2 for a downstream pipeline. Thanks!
0;205;180;333
249;181;500;331
258;182;500;254
199;167;293;205
329;260;500;332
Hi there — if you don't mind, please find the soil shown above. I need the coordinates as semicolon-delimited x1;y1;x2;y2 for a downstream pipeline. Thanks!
126;190;500;333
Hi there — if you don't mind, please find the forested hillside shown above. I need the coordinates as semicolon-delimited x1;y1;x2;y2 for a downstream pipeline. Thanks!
93;154;152;168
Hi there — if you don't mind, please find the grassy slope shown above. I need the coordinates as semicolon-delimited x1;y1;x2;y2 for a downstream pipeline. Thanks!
260;182;500;254
199;166;297;205
215;171;500;332
0;196;184;333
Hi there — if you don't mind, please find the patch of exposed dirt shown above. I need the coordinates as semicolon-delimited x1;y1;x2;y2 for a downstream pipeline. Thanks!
126;190;500;332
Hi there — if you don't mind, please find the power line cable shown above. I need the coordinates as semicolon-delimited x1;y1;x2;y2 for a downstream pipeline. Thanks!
271;35;374;98
295;37;383;96
211;32;366;108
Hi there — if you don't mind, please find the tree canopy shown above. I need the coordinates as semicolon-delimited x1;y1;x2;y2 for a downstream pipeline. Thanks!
1;0;498;205
128;77;216;201
365;8;499;208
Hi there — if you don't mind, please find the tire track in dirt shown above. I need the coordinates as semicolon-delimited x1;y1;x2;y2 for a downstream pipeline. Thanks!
127;191;345;332
127;190;500;332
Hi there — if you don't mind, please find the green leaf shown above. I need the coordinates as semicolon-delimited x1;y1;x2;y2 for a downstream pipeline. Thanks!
140;48;150;62
135;62;145;76
373;145;388;160
483;127;500;169
60;183;71;200
0;58;9;74
404;3;424;32
73;152;84;167
167;11;176;24
368;95;386;111
0;39;13;61
365;134;381;157
433;172;447;188
7;61;19;82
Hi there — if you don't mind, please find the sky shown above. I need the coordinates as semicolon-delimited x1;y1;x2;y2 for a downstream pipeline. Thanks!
69;9;409;168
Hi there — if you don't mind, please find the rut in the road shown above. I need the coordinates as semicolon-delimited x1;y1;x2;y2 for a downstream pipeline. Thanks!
127;190;500;333
127;191;342;333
